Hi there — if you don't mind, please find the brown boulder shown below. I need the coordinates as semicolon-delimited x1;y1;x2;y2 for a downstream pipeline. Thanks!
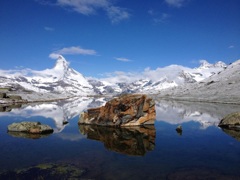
78;94;156;126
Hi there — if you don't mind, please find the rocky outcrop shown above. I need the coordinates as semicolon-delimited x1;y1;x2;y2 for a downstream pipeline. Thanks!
218;112;240;129
0;89;26;105
79;125;155;156
8;121;54;134
78;94;156;126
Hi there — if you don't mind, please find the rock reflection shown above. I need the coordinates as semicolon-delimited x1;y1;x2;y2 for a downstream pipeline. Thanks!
7;131;52;139
220;128;240;141
0;104;22;112
79;125;156;156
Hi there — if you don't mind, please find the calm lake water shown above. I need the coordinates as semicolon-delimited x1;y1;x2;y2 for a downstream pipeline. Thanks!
0;97;240;179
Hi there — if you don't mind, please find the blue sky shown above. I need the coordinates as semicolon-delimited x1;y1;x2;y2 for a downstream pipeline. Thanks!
0;0;239;77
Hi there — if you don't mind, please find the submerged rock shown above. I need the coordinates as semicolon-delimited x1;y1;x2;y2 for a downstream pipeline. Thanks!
78;94;156;126
0;163;86;179
7;121;53;134
218;112;240;129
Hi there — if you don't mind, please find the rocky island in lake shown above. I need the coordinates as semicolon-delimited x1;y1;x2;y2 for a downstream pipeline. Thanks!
78;94;156;126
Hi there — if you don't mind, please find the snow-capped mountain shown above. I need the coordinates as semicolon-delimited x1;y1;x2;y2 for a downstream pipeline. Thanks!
0;55;230;97
0;55;94;96
89;60;227;94
158;59;240;104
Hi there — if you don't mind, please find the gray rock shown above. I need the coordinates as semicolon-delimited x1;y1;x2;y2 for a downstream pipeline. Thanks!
218;112;240;129
8;121;53;134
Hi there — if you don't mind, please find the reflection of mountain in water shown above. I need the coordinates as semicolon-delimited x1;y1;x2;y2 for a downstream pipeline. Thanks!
155;99;240;129
79;125;156;156
1;97;240;132
0;97;106;132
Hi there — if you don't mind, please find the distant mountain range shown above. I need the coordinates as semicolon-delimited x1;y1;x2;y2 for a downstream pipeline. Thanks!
0;55;229;97
158;59;240;104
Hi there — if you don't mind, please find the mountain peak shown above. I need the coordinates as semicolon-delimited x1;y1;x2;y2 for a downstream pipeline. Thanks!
53;55;69;71
199;60;213;69
198;60;226;69
214;61;227;68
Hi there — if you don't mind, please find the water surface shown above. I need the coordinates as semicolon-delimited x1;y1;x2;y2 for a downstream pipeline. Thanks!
0;98;240;179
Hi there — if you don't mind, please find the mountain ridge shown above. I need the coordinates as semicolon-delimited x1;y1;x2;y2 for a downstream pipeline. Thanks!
1;55;239;104
158;59;240;104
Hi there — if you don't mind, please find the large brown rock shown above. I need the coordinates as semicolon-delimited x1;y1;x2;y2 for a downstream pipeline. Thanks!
78;94;156;126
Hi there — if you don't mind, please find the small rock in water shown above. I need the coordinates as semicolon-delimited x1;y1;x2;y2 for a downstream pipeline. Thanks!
7;121;53;134
176;125;182;135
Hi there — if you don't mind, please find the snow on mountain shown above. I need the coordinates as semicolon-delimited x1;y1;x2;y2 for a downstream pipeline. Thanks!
0;55;229;97
89;60;227;95
158;59;240;104
0;55;94;96
154;99;240;129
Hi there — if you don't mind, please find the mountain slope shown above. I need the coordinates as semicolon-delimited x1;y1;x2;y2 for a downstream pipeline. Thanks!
0;56;94;96
89;60;227;95
0;55;237;104
158;60;240;104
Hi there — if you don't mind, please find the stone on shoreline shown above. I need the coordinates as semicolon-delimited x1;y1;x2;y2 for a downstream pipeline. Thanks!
8;121;54;134
78;94;156;126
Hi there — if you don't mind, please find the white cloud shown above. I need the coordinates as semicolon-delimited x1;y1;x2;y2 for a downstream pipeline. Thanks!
165;0;187;8
44;26;54;31
98;64;190;84
107;6;130;24
49;46;97;59
55;0;130;23
115;57;131;62
228;45;234;49
57;0;109;15
49;53;60;59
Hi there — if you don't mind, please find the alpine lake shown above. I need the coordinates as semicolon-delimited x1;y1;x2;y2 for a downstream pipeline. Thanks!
0;96;240;180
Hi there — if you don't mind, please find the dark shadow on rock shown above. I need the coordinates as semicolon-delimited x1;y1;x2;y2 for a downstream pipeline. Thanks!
220;127;240;141
7;131;52;139
79;125;156;156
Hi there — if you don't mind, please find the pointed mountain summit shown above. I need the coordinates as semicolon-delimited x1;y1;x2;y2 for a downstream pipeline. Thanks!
0;55;94;95
53;55;70;71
